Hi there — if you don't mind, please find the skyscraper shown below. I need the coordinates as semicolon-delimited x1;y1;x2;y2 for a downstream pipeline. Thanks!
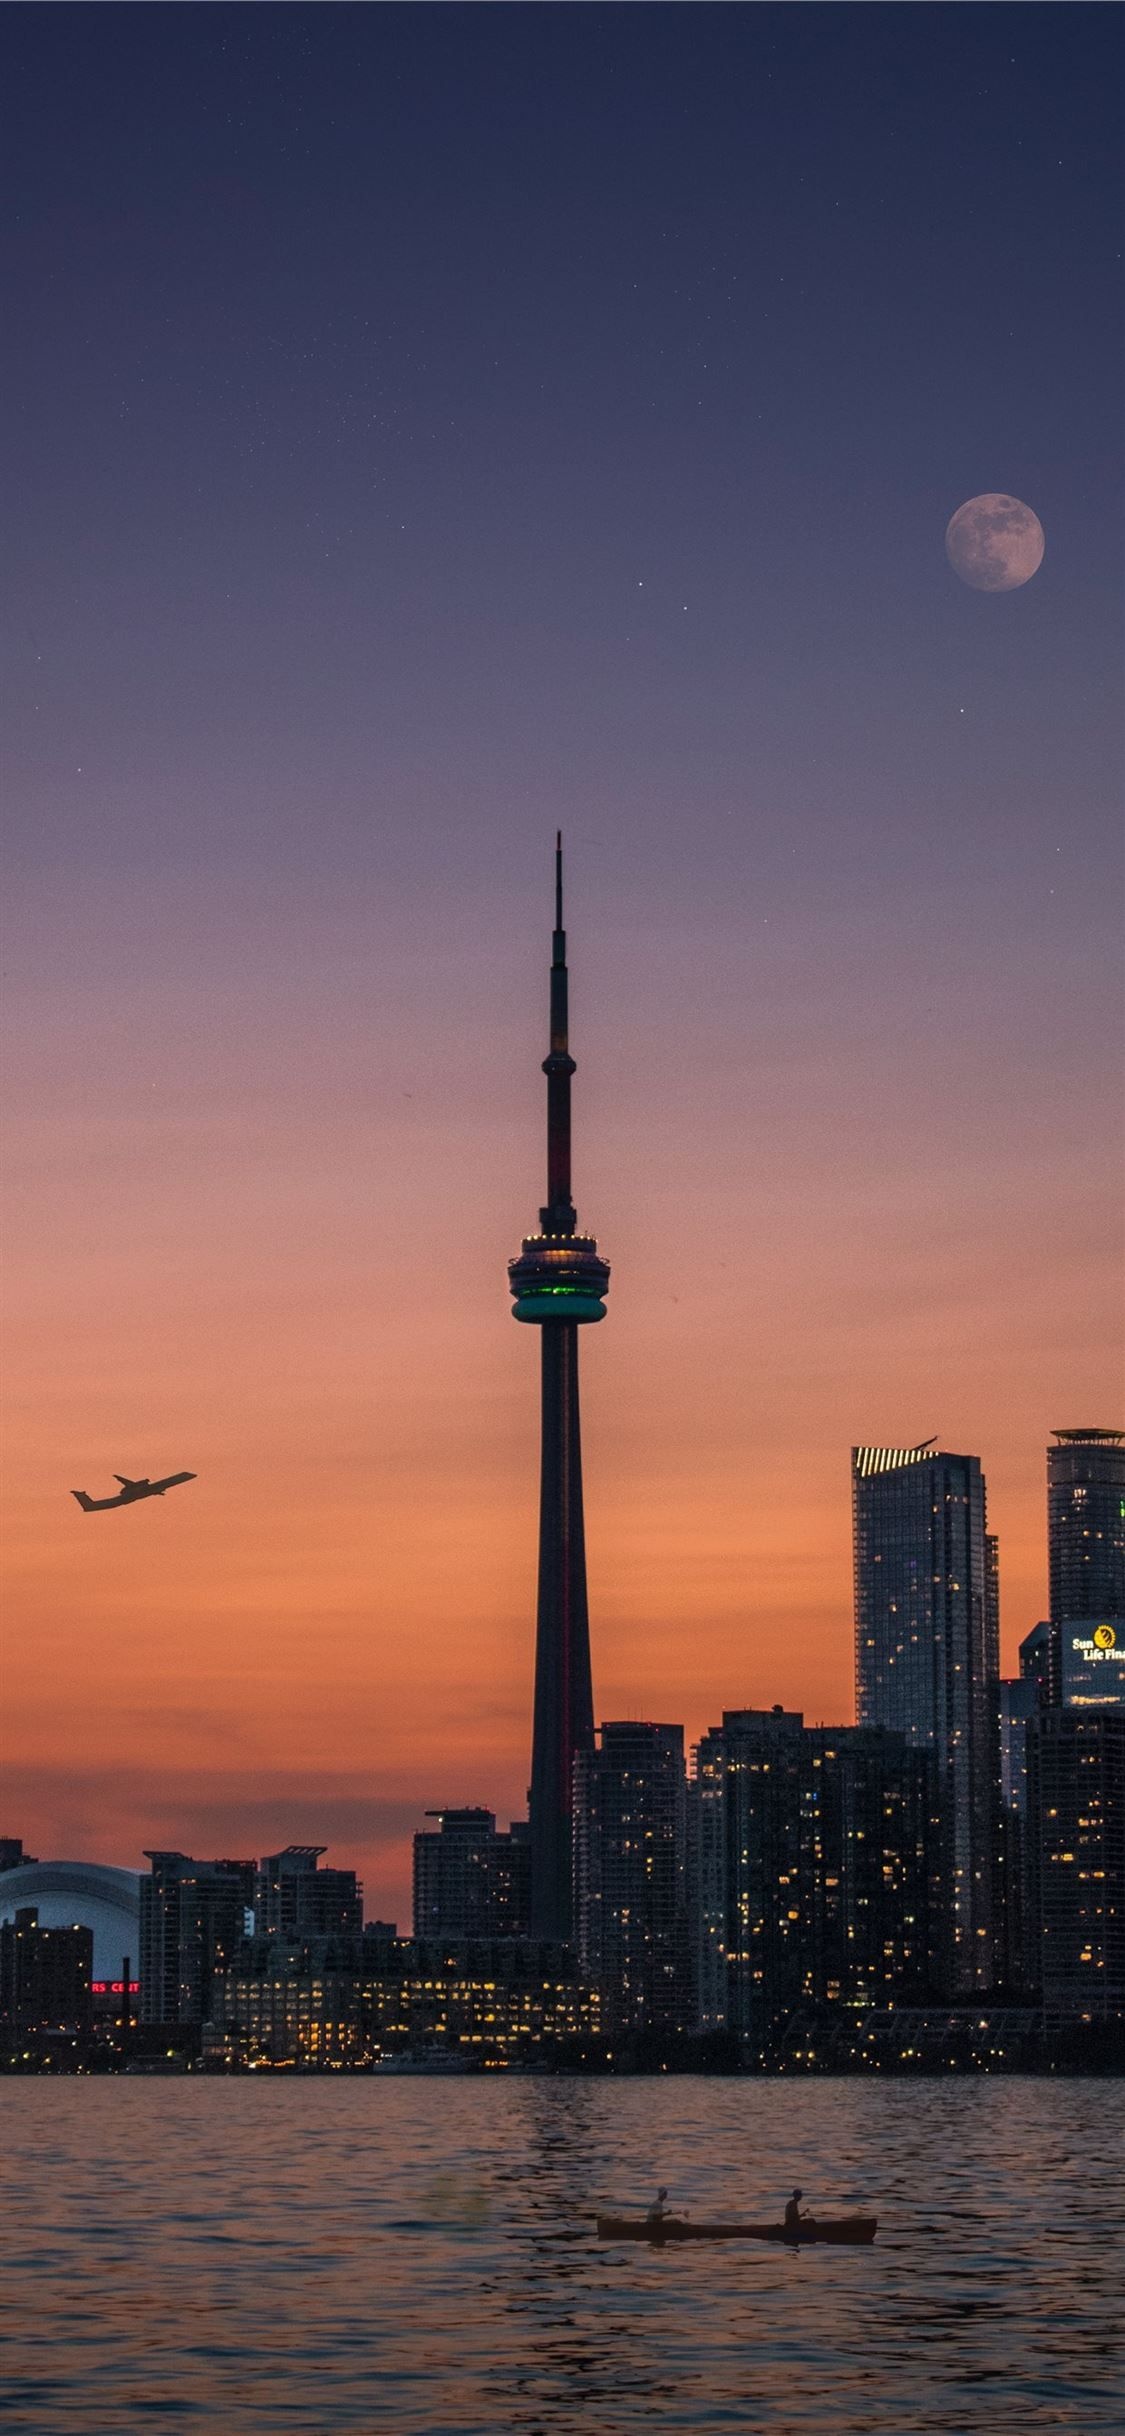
805;1726;939;2010
1048;1429;1125;1625
574;1723;691;2034
693;1708;807;2042
996;1674;1040;1991
1019;1619;1055;1703
852;1442;998;1991
1025;1708;1125;2027
0;1906;93;2037
140;1852;256;2027
257;1847;362;1940
693;1709;937;2040
412;1809;530;1939
509;839;610;1941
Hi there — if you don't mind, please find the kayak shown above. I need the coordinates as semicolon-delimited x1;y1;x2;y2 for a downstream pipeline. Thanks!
596;2214;876;2245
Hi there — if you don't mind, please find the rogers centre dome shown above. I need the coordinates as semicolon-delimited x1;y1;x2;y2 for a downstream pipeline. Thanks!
0;1862;141;1979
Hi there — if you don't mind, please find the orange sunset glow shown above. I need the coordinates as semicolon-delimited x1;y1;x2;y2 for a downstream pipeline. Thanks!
3;845;1118;1926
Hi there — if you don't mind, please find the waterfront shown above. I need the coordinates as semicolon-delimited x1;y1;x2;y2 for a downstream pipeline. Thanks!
1;2078;1121;2433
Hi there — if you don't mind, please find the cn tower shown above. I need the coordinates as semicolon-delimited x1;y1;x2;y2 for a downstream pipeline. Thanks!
509;837;610;1942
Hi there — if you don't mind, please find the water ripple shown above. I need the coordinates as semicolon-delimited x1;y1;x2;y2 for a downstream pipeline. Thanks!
1;2079;1122;2432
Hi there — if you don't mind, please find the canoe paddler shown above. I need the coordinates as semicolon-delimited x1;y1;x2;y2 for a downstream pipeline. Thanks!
647;2186;671;2226
784;2188;809;2234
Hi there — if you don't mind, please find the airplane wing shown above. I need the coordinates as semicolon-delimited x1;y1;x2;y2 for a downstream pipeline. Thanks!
72;1471;195;1510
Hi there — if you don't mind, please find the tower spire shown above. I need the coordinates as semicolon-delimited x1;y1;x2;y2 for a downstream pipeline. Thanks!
544;831;575;1233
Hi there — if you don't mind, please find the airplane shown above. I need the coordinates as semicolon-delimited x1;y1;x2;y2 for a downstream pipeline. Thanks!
71;1471;196;1513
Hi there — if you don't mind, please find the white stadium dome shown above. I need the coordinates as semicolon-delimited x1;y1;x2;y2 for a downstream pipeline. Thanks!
0;1862;141;1979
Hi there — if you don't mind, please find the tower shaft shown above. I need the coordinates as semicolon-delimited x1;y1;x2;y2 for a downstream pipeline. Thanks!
530;1325;594;1938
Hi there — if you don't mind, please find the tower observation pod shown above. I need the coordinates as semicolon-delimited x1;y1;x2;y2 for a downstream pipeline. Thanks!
509;837;609;1942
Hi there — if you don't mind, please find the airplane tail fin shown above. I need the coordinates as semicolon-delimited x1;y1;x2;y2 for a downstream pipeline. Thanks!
72;1491;96;1512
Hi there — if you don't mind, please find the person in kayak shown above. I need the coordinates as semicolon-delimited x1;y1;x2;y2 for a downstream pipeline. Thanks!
784;2189;810;2234
647;2186;671;2226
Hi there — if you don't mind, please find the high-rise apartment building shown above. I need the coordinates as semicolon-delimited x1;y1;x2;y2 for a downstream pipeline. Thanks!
1048;1429;1125;1631
995;1674;1041;1990
694;1710;937;2041
805;1726;938;2009
852;1442;998;1990
0;1906;92;2035
1025;1708;1125;2026
998;1677;1040;1813
573;1722;691;2034
1019;1620;1055;1703
694;1709;806;2041
140;1852;256;2026
986;1531;1000;1667
412;1810;530;1940
509;841;610;1941
257;1847;362;1940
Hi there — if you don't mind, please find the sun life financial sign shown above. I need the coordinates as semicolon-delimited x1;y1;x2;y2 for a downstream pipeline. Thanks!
1061;1622;1125;1709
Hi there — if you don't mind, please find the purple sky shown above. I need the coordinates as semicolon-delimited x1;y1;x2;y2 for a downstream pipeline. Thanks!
3;6;1121;1918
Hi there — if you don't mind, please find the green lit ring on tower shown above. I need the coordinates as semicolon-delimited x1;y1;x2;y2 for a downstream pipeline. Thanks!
513;1292;607;1323
509;1233;610;1324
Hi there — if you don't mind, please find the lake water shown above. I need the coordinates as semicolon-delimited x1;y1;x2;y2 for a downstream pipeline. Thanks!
1;2077;1122;2433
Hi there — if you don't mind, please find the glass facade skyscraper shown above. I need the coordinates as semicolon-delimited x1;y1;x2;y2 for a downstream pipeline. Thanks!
852;1442;998;1991
1047;1431;1125;1716
1048;1427;1125;1633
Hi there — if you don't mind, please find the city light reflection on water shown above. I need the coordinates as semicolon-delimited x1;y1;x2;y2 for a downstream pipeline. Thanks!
2;2078;1121;2432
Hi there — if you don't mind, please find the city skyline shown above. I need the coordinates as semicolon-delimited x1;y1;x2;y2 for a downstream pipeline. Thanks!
3;1409;1122;2042
5;1396;1118;1926
2;817;1118;1924
3;824;1118;1925
2;8;1121;1931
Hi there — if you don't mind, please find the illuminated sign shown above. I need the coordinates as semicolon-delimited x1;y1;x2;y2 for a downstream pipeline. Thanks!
91;1981;140;1995
1061;1622;1125;1709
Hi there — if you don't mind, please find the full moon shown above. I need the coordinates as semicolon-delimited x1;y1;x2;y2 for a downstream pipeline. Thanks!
945;493;1045;591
